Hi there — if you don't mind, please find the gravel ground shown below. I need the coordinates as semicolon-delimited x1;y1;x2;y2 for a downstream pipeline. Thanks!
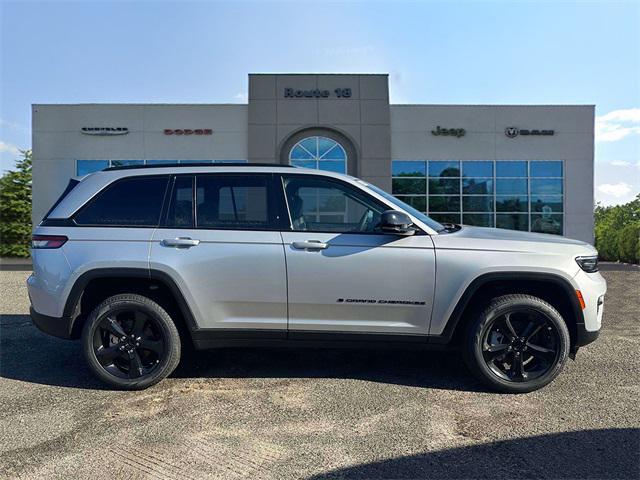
0;267;638;479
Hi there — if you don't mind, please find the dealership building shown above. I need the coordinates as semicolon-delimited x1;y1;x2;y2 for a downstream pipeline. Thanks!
32;73;595;242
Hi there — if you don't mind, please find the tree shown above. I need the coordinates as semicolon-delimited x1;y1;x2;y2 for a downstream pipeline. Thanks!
0;150;32;257
594;193;640;264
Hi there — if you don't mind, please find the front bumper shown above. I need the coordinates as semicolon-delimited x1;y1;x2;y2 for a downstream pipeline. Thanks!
575;322;600;347
30;307;73;340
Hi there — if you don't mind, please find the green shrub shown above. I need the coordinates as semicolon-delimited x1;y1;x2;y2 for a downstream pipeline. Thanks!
594;194;640;264
617;223;640;263
0;150;32;258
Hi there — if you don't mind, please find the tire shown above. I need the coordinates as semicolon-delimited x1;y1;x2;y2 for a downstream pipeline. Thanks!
81;294;181;390
463;294;570;394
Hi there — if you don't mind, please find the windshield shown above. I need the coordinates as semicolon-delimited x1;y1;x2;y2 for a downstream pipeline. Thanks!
362;182;446;232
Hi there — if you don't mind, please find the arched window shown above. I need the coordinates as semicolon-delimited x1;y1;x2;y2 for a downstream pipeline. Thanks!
289;136;347;174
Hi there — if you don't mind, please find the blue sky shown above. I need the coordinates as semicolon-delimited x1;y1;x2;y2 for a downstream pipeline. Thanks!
1;0;638;205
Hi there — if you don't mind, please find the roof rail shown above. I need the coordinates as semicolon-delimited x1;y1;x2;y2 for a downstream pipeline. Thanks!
104;162;294;171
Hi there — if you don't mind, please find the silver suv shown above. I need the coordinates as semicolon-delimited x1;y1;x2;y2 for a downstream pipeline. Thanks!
28;164;606;392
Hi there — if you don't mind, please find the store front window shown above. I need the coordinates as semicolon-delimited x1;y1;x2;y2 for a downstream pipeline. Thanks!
391;160;564;235
288;136;347;174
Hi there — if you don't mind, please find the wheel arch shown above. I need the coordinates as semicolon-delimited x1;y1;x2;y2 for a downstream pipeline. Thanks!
434;272;585;348
64;268;198;340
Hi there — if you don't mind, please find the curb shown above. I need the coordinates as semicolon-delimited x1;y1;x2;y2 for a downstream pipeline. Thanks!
0;258;33;271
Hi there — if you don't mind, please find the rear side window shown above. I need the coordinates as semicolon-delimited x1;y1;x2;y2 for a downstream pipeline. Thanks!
75;176;169;226
43;179;80;220
194;175;273;230
166;176;194;227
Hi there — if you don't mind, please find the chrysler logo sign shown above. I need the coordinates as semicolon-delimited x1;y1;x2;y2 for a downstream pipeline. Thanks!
505;127;554;138
81;127;129;135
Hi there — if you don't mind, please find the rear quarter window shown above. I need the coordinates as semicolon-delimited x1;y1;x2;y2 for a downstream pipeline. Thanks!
43;179;80;221
74;176;169;226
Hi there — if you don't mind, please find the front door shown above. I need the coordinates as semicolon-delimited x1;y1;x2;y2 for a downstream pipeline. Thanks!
150;173;288;332
280;174;436;335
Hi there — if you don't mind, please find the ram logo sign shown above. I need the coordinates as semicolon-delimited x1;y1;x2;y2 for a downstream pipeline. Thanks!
505;127;554;138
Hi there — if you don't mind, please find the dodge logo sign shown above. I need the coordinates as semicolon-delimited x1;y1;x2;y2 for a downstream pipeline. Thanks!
81;127;129;136
164;129;213;135
505;127;554;138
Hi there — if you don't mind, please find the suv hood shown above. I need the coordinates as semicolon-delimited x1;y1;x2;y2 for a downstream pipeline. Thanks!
431;225;597;256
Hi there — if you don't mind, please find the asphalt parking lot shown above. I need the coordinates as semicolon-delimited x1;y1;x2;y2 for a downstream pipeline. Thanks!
1;266;638;479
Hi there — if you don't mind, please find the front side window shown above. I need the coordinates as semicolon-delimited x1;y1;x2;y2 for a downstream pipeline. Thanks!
195;175;273;230
283;176;384;233
289;136;347;173
75;176;169;226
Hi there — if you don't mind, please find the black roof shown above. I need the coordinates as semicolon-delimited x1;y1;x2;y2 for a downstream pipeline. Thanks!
104;162;294;171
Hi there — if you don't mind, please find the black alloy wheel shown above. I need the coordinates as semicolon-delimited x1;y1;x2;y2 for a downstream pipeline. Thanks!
464;294;570;393
82;294;181;390
93;309;165;379
481;309;560;382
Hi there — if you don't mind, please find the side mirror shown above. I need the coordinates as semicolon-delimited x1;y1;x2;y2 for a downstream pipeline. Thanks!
377;210;416;236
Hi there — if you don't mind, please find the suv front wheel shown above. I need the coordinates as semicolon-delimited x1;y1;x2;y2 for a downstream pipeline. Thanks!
81;294;181;390
463;294;570;393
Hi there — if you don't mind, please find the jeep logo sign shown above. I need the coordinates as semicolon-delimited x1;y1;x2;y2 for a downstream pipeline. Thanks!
431;126;466;138
505;127;554;138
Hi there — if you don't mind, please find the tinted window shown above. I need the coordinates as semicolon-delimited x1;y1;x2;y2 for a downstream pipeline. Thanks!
429;161;460;177
531;178;563;195
43;179;80;220
496;161;527;177
463;178;493;194
496;178;528;195
166;176;194;227
75;176;169;226
196;175;272;230
284;176;385;233
77;160;109;176
392;161;426;177
530;161;562;177
110;160;144;168
462;161;493;177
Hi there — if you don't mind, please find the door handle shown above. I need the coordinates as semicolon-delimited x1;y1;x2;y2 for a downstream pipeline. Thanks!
292;240;329;250
161;237;200;248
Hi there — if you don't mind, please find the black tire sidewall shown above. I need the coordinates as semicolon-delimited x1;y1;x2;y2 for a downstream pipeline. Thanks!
464;295;570;394
81;294;181;390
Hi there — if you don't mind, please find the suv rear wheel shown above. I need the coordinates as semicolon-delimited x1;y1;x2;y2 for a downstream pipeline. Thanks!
81;294;181;390
463;294;570;393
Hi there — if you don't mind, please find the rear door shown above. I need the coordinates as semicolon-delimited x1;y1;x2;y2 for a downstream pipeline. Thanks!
150;173;288;332
279;174;436;336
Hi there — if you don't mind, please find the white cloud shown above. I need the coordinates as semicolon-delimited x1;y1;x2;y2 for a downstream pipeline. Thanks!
610;160;631;167
597;182;633;198
0;141;21;156
610;160;640;168
595;107;640;142
233;92;248;103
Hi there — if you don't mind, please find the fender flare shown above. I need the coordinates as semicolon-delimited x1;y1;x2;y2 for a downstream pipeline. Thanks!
64;267;198;337
431;271;585;344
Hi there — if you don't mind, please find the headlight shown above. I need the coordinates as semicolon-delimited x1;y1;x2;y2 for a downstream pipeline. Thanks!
576;255;598;273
